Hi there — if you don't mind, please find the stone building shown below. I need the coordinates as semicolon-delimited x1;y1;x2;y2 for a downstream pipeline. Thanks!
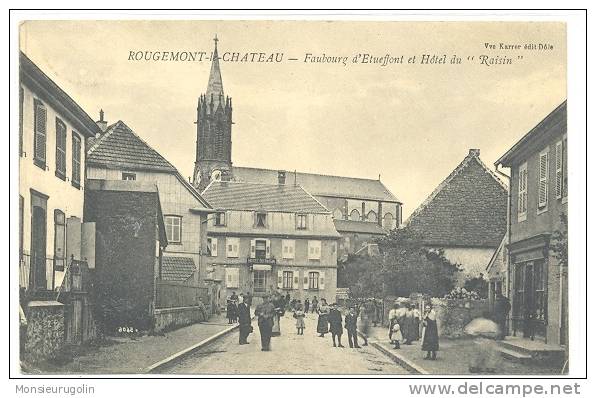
202;179;340;308
405;149;508;284
192;37;402;259
495;101;568;347
86;119;213;286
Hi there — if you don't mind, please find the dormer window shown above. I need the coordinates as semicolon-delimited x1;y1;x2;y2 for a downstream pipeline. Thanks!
256;212;267;228
296;213;307;230
214;211;226;226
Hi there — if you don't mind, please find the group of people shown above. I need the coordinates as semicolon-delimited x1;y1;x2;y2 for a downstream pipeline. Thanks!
226;291;253;324
287;295;320;314
388;301;439;360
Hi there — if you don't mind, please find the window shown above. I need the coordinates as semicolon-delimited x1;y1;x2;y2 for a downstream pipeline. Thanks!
350;209;360;221
253;270;267;293
225;267;239;288
308;272;319;290
122;172;136;181
255;239;268;259
207;237;218;256
282;239;295;259
55;118;67;179
367;210;377;223
308;240;322;260
556;139;568;200
255;212;267;228
538;149;549;211
164;215;181;243
226;237;239;258
214;211;226;226
517;162;528;222
19;195;24;261
283;271;294;289
71;133;81;188
383;213;394;229
33;99;47;168
296;213;307;230
53;210;66;271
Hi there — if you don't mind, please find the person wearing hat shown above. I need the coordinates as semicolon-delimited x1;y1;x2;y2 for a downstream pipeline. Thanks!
421;304;439;360
255;294;276;351
328;303;344;347
316;298;330;337
344;306;360;348
237;295;252;345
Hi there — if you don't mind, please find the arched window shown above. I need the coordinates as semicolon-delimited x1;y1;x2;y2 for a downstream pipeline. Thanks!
332;208;344;220
383;213;395;229
350;209;360;221
367;210;377;222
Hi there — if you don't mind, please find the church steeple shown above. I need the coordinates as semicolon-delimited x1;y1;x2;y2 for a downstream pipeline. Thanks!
193;35;233;191
206;35;224;109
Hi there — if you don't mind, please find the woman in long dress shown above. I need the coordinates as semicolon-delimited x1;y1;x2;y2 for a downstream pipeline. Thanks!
316;298;330;337
357;301;371;346
421;304;439;360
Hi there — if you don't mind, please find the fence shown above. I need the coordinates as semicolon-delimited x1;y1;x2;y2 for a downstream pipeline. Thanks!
156;281;209;309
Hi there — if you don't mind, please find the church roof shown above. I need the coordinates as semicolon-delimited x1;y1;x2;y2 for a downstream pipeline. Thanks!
87;120;212;208
405;149;508;248
205;35;224;109
232;167;401;203
202;180;330;214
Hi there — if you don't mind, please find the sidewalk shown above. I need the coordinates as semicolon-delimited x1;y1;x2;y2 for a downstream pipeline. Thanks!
23;314;236;375
365;326;561;375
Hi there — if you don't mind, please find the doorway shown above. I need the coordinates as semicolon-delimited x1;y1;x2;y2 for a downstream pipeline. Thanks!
30;191;48;291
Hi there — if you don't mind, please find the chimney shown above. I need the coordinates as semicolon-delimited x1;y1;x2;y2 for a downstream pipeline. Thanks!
96;109;107;134
278;170;287;185
469;148;480;157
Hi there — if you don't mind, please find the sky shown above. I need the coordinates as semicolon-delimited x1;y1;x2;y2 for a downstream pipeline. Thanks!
19;20;566;218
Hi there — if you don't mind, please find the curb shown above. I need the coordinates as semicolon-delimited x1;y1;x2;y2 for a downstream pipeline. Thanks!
357;331;428;375
370;342;429;375
143;322;241;373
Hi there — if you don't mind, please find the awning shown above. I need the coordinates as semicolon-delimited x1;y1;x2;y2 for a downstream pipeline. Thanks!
252;264;272;271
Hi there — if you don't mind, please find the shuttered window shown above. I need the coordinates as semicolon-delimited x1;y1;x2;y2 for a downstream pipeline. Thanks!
33;99;47;167
283;271;294;289
226;267;239;288
54;210;66;271
308;240;322;260
226;237;239;258
282;239;295;259
55;118;67;179
538;149;549;210
562;138;568;199
555;141;563;199
71;132;81;188
517;162;528;221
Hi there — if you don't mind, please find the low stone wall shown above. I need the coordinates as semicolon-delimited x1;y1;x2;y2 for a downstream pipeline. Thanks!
24;301;65;363
432;298;489;338
153;305;207;333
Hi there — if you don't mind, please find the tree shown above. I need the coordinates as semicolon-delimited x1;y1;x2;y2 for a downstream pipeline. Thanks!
338;228;461;298
463;273;489;298
551;212;568;268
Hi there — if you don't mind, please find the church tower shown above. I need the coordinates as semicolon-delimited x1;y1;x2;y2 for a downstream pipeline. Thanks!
193;35;233;191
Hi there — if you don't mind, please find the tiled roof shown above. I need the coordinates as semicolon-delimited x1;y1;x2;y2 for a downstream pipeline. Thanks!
202;181;329;213
333;219;387;235
233;167;400;203
405;149;508;248
162;256;195;282
87;121;177;173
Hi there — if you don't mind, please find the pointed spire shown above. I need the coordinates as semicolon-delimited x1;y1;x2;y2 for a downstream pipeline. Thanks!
206;34;224;111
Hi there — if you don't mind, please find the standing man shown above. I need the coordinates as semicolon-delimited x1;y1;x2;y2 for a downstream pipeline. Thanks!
344;306;360;348
328;303;344;348
237;296;252;345
244;291;253;309
230;291;238;302
494;292;511;340
255;294;275;351
304;297;310;313
311;296;319;314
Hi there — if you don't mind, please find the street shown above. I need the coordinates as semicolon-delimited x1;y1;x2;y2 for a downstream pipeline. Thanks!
164;312;410;375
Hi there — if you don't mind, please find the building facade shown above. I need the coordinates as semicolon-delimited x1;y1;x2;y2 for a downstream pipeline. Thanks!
495;101;568;347
19;52;101;295
202;180;340;307
406;149;508;285
86;120;213;285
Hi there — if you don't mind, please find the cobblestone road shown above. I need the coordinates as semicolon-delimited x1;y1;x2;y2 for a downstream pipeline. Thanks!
164;312;410;375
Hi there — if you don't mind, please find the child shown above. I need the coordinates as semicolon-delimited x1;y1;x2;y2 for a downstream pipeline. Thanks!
390;322;403;349
293;304;306;335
